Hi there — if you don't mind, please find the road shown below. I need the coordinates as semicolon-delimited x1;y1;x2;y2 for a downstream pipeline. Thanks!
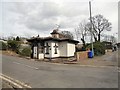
1;54;118;88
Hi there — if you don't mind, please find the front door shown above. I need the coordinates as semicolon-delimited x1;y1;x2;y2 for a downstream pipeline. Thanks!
33;46;38;58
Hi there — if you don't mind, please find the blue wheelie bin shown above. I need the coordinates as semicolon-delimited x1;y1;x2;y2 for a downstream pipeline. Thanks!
88;51;93;58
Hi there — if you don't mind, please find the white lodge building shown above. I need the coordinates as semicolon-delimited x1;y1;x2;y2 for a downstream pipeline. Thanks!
27;29;79;59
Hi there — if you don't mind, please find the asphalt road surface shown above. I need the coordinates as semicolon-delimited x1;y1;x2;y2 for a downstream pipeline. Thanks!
1;54;118;88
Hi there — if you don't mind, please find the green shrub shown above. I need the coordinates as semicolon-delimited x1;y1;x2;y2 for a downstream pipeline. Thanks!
7;40;20;53
86;42;105;56
0;41;7;50
20;47;31;57
76;46;86;52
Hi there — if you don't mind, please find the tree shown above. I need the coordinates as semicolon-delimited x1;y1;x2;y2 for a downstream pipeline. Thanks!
85;22;98;42
91;14;112;42
61;31;74;40
75;21;88;47
16;36;20;41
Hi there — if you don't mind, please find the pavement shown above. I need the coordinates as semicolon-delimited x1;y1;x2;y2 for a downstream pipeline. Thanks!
1;52;119;88
76;51;118;67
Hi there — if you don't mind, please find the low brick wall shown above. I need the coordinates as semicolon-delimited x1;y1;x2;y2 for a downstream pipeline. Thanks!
76;51;88;61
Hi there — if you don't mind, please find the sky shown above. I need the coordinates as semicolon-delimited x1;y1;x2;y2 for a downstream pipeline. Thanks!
0;0;119;42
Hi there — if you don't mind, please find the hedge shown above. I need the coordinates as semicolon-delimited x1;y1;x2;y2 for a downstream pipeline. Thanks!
0;41;7;50
86;42;105;56
20;47;31;57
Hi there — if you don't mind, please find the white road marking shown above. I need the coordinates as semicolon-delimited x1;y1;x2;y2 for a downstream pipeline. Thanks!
0;74;31;88
0;75;23;88
13;62;39;70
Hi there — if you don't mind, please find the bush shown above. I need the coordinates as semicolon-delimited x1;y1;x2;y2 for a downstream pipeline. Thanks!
0;41;7;50
102;41;112;49
20;47;31;57
76;47;86;52
86;42;105;56
7;40;20;53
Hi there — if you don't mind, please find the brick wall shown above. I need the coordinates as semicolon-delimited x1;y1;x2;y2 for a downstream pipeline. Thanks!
76;51;88;61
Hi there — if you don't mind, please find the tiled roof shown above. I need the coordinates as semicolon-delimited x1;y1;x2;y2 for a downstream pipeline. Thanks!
27;36;79;44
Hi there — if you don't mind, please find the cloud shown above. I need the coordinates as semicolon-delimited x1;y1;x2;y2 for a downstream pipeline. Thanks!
1;1;118;40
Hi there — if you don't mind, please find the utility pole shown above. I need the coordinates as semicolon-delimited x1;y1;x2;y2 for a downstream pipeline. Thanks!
89;1;94;56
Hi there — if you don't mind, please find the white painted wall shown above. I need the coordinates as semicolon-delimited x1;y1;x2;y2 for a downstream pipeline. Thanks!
38;53;44;59
67;43;75;57
52;34;59;38
59;41;67;57
51;42;60;58
59;42;75;57
44;41;60;58
44;41;76;58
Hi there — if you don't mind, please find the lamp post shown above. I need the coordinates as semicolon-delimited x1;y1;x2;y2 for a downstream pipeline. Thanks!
89;1;94;57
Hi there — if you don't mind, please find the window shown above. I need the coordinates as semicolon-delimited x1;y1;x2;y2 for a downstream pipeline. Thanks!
54;43;58;54
45;43;50;54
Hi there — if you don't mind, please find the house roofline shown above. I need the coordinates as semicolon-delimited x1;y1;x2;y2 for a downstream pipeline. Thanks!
27;37;79;44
